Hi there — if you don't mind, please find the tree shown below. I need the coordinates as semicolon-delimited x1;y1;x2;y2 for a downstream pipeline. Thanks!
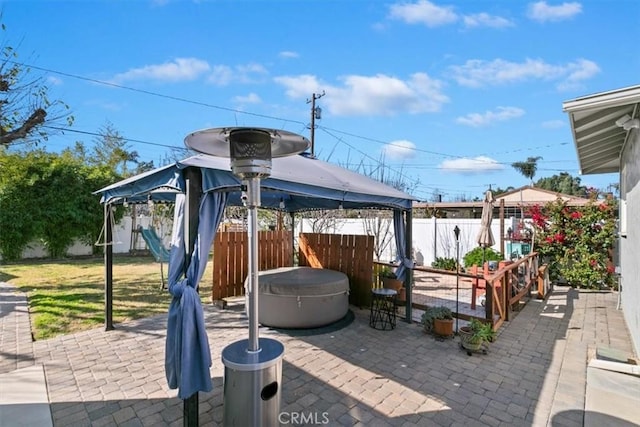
535;172;587;196
0;17;73;147
89;121;152;176
0;149;121;259
491;186;515;197
511;156;543;184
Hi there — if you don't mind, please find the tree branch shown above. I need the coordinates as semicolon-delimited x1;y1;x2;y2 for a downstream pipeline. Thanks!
0;107;46;146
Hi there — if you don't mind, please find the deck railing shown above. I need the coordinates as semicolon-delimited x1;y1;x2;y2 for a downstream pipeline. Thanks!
375;253;544;331
483;253;539;330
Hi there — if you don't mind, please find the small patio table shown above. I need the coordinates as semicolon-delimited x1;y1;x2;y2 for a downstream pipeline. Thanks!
369;288;397;330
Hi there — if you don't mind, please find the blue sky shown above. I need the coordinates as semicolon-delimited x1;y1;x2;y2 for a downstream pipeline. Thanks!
3;0;638;201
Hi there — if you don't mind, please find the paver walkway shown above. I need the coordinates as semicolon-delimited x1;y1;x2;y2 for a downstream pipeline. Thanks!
0;280;637;426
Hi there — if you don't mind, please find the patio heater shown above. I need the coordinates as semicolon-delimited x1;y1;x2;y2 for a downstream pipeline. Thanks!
185;127;309;427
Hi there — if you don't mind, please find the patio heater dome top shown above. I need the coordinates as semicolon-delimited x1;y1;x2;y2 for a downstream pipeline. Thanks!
184;127;310;159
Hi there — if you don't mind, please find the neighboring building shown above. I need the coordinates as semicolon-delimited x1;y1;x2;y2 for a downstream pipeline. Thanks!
413;186;591;219
563;84;640;357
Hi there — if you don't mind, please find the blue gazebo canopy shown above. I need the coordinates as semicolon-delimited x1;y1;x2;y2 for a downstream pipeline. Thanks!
97;153;415;211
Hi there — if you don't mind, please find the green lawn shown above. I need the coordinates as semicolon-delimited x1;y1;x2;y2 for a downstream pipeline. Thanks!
0;255;214;340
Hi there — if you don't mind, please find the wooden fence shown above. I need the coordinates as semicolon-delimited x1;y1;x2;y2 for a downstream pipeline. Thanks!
211;231;375;308
211;230;293;302
298;233;375;307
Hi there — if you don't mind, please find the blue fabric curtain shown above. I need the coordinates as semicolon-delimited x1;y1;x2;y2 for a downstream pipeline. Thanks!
165;191;228;399
393;210;414;281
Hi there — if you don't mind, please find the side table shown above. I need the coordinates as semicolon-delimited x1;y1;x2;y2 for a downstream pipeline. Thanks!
369;288;397;330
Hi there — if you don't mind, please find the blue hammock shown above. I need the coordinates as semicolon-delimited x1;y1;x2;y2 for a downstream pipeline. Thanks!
140;227;170;288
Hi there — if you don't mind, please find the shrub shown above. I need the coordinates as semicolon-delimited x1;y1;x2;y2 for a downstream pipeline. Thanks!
431;257;458;271
528;191;617;289
378;265;397;279
462;247;503;268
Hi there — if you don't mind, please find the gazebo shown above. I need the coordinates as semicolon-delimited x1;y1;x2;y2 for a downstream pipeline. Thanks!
95;149;416;423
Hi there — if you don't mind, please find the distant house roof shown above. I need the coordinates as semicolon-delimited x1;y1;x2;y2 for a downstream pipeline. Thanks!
563;84;640;175
496;186;590;206
413;186;590;211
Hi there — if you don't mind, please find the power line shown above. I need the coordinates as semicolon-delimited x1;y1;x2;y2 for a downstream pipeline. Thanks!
12;60;583;197
43;125;189;152
15;59;568;164
10;60;307;128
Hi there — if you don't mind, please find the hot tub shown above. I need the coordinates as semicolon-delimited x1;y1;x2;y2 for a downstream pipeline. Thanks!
246;266;350;329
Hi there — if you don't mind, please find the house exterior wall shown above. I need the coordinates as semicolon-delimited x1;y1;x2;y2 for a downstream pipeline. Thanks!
620;128;640;356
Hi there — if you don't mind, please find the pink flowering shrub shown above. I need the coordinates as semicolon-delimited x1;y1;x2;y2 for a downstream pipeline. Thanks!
528;190;617;289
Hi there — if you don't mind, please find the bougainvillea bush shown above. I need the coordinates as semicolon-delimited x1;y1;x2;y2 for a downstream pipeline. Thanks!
528;191;617;289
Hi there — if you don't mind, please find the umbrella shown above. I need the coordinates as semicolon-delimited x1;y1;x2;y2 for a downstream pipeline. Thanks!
476;190;495;266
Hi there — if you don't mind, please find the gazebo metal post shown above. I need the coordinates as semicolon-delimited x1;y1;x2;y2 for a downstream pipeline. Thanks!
104;203;114;331
184;169;202;427
289;212;295;266
454;225;460;334
405;209;413;323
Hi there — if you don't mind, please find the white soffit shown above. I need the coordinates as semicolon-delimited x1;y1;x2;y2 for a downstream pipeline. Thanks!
563;85;640;175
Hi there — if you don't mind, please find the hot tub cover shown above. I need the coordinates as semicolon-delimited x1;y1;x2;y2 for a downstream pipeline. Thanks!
254;267;349;296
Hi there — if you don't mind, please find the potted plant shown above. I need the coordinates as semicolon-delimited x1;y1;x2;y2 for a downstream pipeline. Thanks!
421;306;454;337
459;318;496;354
379;265;403;292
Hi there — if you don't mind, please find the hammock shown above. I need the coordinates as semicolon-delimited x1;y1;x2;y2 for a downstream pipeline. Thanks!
139;227;170;289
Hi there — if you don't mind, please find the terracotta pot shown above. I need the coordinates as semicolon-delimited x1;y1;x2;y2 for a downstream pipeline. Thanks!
433;318;453;337
382;277;403;292
397;287;406;302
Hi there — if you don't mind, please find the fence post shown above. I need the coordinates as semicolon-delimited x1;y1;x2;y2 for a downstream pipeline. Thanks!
505;271;511;322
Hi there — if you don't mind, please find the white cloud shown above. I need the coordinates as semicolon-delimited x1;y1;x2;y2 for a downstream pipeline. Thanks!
382;140;416;160
541;119;565;129
527;1;582;22
232;93;262;104
448;57;599;89
208;65;234;86
279;51;299;59
273;74;323;98
208;63;268;86
456;106;525;127
388;0;458;27
439;156;504;173
463;13;514;29
274;72;448;116
109;58;210;84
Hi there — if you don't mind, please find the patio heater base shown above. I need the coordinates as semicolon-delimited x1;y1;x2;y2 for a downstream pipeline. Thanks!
222;337;284;427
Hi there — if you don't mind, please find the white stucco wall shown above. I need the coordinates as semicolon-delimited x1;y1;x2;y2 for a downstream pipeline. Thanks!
620;127;640;356
295;216;507;266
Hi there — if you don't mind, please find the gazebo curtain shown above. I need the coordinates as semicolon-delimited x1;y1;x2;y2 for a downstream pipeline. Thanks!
165;191;228;399
393;210;414;281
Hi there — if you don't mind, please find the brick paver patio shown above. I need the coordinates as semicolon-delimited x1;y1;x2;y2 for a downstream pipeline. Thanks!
0;277;636;426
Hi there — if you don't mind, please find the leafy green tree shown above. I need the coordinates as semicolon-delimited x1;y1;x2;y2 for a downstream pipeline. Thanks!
491;186;515;197
535;172;587;196
89;121;153;176
0;17;73;147
0;149;121;259
511;156;542;184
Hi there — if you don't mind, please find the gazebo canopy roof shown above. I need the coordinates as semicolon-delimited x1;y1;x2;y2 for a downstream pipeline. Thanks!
96;153;416;212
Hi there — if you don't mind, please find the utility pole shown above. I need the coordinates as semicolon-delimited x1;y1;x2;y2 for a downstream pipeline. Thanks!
306;91;325;157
